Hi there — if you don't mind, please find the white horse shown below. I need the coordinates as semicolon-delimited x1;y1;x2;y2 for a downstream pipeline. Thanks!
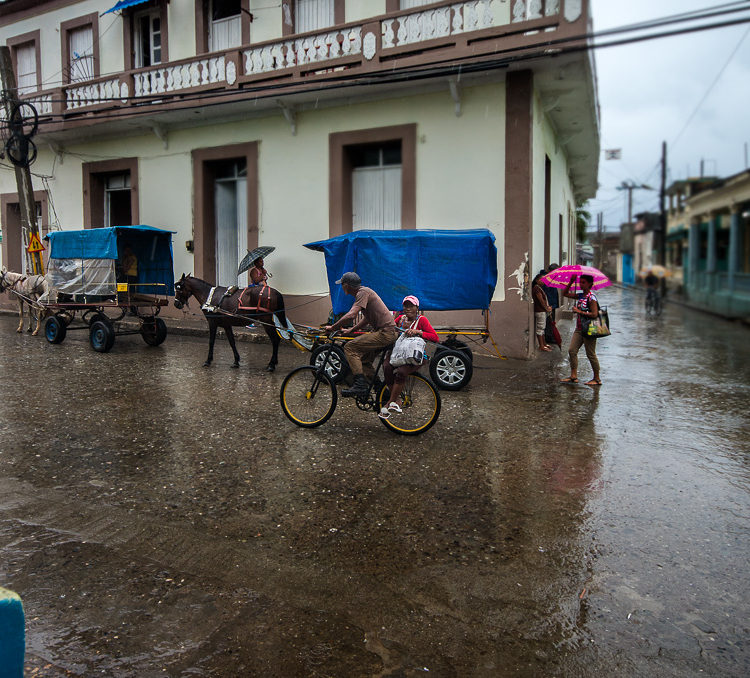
0;267;49;335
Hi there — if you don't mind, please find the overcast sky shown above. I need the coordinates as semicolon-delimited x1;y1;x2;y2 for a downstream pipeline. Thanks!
588;0;750;230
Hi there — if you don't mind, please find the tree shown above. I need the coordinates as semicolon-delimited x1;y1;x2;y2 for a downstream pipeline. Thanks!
576;201;591;243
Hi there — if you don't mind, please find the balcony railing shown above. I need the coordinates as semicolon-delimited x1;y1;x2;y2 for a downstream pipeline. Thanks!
16;0;585;124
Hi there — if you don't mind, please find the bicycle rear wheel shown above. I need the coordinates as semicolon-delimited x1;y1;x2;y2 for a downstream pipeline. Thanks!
280;366;337;427
378;374;441;435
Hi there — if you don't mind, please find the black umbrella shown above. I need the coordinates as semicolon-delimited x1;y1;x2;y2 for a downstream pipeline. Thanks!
237;246;275;277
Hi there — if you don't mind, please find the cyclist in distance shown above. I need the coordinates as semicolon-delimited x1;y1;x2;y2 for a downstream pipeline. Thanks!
644;269;660;312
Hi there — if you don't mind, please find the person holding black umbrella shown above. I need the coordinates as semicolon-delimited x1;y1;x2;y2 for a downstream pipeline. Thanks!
250;256;270;286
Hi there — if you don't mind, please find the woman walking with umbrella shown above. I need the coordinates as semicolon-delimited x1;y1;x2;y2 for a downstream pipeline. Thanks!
560;273;602;386
541;265;609;386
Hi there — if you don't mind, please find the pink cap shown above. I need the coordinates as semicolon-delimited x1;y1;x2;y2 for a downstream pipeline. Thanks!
402;295;420;307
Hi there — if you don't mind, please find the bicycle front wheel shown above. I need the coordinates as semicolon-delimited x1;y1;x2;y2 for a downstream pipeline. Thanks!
280;366;337;428
378;373;441;435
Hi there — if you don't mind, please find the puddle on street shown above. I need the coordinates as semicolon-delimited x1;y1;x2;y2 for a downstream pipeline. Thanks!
0;289;748;676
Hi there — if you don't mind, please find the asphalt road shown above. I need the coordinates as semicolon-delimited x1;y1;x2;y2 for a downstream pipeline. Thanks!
0;287;748;677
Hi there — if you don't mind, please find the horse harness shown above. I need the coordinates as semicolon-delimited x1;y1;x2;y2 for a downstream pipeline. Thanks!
200;283;273;315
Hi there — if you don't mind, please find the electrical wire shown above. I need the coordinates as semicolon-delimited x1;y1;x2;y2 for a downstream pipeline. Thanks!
669;24;750;149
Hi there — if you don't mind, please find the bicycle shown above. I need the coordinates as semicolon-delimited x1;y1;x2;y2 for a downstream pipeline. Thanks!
279;332;441;435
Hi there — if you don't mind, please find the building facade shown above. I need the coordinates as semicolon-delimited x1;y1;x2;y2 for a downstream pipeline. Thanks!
0;0;599;357
666;171;750;318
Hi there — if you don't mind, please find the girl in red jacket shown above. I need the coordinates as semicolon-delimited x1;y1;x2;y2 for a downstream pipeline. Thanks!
380;295;439;419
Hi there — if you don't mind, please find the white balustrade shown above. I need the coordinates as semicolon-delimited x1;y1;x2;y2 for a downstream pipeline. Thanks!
18;93;53;116
59;0;566;112
243;27;362;76
385;0;541;48
66;77;120;110
133;56;227;98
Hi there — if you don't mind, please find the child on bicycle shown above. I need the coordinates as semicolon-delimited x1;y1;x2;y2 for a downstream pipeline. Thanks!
380;295;439;419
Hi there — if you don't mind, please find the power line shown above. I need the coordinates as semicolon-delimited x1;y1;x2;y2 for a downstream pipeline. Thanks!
670;24;750;149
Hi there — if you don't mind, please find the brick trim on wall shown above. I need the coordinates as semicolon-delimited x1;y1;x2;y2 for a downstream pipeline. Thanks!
60;12;100;85
195;0;252;54
191;142;258;281
281;0;345;37
6;29;41;93
82;157;139;228
1;190;49;273
329;123;416;238
123;0;169;72
502;70;535;357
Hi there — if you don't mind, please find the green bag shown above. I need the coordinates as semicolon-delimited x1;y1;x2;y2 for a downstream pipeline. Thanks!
585;306;610;338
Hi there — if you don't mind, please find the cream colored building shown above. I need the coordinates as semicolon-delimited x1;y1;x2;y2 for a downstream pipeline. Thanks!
0;0;599;357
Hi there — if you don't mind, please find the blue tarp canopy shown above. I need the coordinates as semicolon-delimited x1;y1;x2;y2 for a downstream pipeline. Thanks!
102;0;150;15
304;229;498;314
46;226;175;294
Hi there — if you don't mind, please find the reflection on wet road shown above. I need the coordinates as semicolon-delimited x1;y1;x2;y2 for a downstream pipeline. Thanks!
0;286;748;676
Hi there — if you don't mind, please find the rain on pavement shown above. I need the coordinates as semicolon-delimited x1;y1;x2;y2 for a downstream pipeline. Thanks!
0;285;748;677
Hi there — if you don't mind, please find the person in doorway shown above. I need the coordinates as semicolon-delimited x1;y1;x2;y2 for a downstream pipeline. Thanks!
560;273;602;386
250;257;269;286
380;295;439;419
532;272;553;352
324;272;398;397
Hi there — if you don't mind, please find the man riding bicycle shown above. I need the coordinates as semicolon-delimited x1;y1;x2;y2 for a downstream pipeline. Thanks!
324;272;398;397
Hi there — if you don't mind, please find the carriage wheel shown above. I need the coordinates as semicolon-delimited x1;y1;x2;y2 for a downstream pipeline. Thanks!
441;338;473;363
429;348;473;391
44;315;66;344
140;317;167;346
309;344;349;383
90;320;115;353
377;375;441;435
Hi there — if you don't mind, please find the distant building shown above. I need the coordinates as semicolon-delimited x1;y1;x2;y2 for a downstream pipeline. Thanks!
618;221;635;285
666;171;750;318
589;231;620;279
632;212;661;277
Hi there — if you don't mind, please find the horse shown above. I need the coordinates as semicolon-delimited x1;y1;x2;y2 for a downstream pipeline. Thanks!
173;274;288;371
0;267;49;335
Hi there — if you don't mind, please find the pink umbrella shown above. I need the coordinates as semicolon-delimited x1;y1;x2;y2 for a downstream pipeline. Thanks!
540;265;611;292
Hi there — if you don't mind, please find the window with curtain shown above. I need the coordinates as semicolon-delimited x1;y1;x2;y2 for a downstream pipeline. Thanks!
210;0;241;51
295;0;334;33
400;0;434;9
69;25;94;83
350;142;402;230
14;43;37;94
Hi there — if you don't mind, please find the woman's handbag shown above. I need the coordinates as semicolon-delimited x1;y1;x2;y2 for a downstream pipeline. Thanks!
584;307;611;338
389;320;426;367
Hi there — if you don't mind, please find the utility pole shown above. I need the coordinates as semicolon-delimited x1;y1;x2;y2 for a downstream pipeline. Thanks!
0;46;43;275
595;212;604;269
616;181;653;224
659;141;667;266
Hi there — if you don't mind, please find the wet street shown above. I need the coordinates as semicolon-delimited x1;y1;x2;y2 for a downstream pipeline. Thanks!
0;286;748;677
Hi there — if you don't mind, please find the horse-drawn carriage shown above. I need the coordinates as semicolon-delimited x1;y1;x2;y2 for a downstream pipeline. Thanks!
301;228;501;390
42;226;174;352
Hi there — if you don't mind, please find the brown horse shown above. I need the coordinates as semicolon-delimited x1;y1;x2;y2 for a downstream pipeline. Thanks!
173;274;287;371
0;267;49;335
